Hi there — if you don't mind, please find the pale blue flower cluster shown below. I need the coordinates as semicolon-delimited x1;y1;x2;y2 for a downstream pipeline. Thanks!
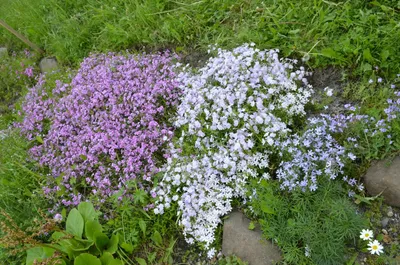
153;44;312;252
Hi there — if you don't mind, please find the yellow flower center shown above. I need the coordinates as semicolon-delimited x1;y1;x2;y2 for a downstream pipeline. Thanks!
372;245;378;250
365;233;369;237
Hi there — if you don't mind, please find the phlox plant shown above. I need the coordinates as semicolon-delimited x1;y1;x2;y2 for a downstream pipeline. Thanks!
276;115;365;194
19;52;181;208
325;89;400;161
152;44;313;255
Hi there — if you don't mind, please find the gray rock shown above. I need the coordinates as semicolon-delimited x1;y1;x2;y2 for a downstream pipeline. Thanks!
0;130;7;140
387;206;394;217
364;157;400;207
0;47;8;58
39;57;58;73
381;217;390;228
222;211;281;265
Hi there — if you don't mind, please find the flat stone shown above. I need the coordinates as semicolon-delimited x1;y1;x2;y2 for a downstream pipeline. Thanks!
364;157;400;207
381;217;390;228
39;57;58;73
222;211;281;265
0;47;8;58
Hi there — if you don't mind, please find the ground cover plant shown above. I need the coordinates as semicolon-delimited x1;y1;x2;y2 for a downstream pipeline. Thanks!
19;52;180;209
2;44;399;265
1;1;400;264
152;44;313;256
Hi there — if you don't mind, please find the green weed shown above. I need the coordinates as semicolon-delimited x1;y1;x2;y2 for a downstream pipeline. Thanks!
0;124;48;264
1;0;400;79
0;50;39;113
249;179;366;265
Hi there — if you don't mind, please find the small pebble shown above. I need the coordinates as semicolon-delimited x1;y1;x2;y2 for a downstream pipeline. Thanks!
381;217;390;228
387;206;394;217
382;229;388;235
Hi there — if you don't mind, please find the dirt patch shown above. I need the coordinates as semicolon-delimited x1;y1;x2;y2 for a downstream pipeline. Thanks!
309;66;354;115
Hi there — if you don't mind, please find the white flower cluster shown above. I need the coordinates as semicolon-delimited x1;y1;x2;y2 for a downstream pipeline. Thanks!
153;44;313;251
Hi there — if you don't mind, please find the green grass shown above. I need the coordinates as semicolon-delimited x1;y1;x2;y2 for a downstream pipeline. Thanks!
1;0;400;79
0;116;48;264
0;50;39;114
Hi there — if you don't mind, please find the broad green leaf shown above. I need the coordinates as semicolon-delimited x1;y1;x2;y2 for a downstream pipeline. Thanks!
85;220;103;241
346;252;358;265
105;234;119;254
94;231;110;251
78;202;97;222
147;252;156;263
120;242;134;254
61;208;67;219
35;135;43;144
74;253;101;265
151;231;162;246
288;29;300;34
363;48;374;63
51;231;67;241
100;252;113;265
248;221;255;230
354;191;383;205
260;203;275;214
381;49;390;62
26;247;55;265
135;257;147;265
88;244;101;256
109;259;123;265
57;239;77;259
66;208;84;238
361;63;372;72
321;48;342;60
138;219;146;235
70;239;94;252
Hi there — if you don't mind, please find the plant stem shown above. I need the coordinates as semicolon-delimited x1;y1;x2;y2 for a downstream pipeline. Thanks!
0;19;44;54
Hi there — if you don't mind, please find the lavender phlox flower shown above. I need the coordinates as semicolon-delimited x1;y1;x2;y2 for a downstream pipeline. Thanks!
20;52;181;206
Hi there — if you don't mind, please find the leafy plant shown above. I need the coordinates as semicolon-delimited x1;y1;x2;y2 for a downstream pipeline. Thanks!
249;179;366;265
104;181;179;265
25;202;134;265
218;255;248;265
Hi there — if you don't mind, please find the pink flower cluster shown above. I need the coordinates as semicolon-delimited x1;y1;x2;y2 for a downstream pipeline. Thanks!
20;52;180;206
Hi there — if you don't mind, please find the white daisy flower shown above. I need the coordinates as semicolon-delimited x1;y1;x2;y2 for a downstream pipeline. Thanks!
368;240;384;255
360;229;374;241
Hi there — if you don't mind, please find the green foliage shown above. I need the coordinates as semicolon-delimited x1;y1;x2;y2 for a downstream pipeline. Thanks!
0;121;48;264
249;179;366;265
1;0;400;79
218;255;248;265
104;181;179;265
0;50;38;113
25;202;132;265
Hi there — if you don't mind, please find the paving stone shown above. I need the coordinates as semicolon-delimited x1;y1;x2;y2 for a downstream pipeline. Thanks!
39;57;58;73
364;156;400;207
222;211;281;265
0;47;8;58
